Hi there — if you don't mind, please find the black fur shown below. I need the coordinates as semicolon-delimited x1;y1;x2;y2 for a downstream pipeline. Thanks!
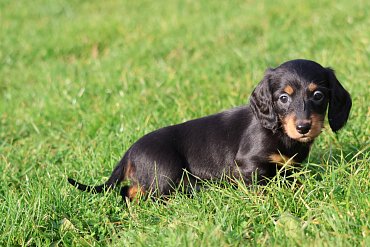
68;59;352;200
250;68;279;132
326;68;352;132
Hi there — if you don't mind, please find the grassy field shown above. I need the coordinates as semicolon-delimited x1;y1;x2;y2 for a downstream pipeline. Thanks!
1;0;369;246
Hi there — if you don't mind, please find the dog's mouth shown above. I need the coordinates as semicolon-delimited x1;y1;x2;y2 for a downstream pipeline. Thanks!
289;131;322;143
295;134;315;143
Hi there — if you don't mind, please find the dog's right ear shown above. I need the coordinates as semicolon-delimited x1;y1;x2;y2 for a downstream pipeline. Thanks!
250;69;278;132
326;68;352;132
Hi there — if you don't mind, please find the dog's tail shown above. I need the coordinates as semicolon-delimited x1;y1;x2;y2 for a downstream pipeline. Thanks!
68;160;126;194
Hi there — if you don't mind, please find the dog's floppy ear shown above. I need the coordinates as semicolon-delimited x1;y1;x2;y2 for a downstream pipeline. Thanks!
326;68;352;132
250;69;278;132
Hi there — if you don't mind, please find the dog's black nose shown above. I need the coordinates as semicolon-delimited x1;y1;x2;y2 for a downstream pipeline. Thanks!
296;122;311;134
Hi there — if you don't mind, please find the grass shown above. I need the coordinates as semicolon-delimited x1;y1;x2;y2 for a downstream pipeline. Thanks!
0;0;369;245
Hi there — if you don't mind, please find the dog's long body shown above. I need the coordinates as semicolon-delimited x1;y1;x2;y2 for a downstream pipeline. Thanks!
68;59;352;200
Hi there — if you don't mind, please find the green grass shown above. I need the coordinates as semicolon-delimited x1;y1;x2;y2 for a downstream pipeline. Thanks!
1;0;369;245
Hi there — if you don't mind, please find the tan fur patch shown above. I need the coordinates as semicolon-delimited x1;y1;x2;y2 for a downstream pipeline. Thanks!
284;85;294;95
124;160;135;180
127;185;145;200
308;83;318;92
281;114;301;139
269;153;296;166
308;113;324;139
281;113;324;142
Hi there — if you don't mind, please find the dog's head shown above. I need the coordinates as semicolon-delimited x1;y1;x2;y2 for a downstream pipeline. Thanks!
250;59;352;143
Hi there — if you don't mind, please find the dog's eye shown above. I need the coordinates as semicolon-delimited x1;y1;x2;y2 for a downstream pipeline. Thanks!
313;91;324;101
279;94;290;104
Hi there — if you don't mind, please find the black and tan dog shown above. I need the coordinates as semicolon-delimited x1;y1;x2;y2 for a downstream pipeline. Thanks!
68;59;351;200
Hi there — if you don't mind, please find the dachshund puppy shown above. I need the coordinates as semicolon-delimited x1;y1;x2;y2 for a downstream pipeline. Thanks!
68;59;352;200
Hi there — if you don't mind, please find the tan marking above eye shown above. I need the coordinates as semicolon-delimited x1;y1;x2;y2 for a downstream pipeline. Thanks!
284;85;294;95
308;83;318;92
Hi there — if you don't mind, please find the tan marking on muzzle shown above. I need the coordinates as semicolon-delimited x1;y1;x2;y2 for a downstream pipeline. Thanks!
281;114;301;139
280;113;324;142
308;113;324;139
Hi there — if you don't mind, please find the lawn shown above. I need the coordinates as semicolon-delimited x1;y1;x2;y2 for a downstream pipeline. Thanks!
0;0;369;246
